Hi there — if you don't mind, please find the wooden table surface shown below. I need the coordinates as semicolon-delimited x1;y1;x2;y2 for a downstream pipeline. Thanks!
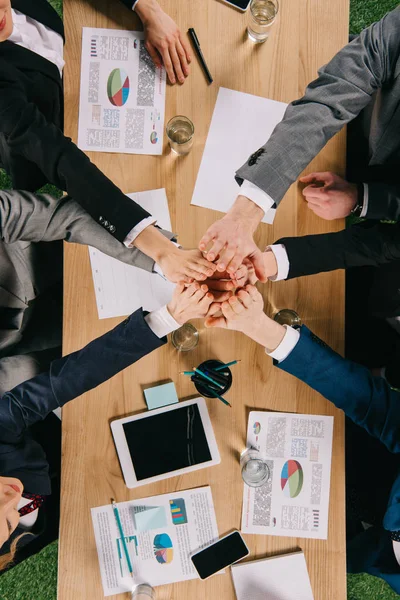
60;1;349;598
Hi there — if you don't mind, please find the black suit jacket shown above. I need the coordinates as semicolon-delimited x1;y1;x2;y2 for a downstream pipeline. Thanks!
277;221;400;280
0;0;150;242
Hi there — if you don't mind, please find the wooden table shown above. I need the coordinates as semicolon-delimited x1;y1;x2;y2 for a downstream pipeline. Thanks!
60;1;349;598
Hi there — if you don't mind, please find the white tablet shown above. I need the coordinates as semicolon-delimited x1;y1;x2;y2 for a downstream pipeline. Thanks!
111;397;221;488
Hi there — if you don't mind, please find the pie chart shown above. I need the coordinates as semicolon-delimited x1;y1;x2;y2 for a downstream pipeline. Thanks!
153;533;174;564
107;68;130;107
281;460;304;498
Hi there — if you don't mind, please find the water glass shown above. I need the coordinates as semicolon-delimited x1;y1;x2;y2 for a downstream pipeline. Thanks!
166;115;194;155
131;584;155;600
171;323;199;352
273;309;302;327
240;448;270;487
247;0;279;44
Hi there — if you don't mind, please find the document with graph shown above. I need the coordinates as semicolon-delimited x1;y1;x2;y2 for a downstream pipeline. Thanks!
91;486;220;596
78;27;166;155
241;411;334;540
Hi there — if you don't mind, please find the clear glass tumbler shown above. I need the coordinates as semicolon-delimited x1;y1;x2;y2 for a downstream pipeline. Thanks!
171;323;199;352
240;448;270;487
273;309;302;327
131;584;155;600
166;115;194;155
247;0;279;44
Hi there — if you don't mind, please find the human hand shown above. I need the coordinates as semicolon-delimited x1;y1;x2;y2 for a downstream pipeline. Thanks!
201;263;249;302
167;282;214;324
158;248;217;283
205;285;286;350
199;196;267;281
300;172;358;220
135;0;191;84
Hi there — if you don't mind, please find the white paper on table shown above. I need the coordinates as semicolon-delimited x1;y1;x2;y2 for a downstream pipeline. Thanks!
89;189;175;319
231;551;314;600
191;87;288;224
91;486;220;596
241;411;334;540
78;28;166;155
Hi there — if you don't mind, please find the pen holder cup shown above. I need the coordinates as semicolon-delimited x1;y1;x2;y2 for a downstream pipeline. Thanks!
193;360;232;398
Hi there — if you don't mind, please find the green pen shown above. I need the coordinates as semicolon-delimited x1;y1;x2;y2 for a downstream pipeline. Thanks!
214;360;241;371
111;498;134;578
193;367;225;389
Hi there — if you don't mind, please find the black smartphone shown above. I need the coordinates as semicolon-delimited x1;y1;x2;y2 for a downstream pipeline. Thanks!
191;531;249;580
220;0;252;11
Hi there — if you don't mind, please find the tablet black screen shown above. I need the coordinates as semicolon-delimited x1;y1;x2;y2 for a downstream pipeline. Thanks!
122;404;212;481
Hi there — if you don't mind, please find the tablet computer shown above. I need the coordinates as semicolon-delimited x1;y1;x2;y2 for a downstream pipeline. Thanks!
111;397;221;488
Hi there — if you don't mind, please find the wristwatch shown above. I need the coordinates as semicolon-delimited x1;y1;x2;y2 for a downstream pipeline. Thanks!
350;183;364;217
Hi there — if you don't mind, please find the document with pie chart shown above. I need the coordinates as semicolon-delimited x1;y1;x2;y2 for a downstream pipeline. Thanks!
78;28;166;155
241;411;334;540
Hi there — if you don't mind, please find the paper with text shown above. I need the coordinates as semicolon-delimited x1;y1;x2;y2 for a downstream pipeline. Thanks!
91;487;220;596
191;87;287;223
241;411;333;539
78;28;166;155
89;189;175;319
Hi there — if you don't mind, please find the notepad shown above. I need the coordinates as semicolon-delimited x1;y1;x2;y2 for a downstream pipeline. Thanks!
231;551;314;600
144;382;179;410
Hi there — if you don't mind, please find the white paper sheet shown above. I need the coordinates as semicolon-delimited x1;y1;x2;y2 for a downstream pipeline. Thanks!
231;551;314;600
91;486;220;596
89;189;175;319
241;411;334;540
78;28;166;155
191;87;288;223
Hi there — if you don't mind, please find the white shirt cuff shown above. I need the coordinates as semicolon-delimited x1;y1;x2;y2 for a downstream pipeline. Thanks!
144;305;181;338
132;0;140;10
240;180;274;215
123;216;157;248
360;183;368;218
265;325;300;362
267;244;290;281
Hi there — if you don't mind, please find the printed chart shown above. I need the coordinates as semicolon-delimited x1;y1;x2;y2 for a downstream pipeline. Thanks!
107;68;130;106
154;533;174;564
281;460;304;498
169;499;188;525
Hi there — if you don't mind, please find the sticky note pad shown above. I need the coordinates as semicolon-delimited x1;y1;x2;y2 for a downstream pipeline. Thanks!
144;382;178;410
134;506;168;532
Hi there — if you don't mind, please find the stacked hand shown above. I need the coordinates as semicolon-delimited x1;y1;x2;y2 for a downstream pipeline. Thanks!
168;282;214;324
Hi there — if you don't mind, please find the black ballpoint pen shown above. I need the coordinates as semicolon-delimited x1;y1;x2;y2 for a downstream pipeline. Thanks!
188;28;213;84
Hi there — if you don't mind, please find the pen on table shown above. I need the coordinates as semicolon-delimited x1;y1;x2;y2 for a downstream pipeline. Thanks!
193;366;225;389
188;28;213;85
111;498;134;578
214;360;241;371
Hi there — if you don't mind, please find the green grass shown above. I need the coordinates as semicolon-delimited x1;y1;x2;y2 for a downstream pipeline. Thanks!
1;0;400;599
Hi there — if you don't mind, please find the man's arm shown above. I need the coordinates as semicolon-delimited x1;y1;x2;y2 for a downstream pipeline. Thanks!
278;326;400;454
235;7;400;203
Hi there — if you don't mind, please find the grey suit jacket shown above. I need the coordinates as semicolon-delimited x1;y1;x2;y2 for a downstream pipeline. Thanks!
0;190;174;375
236;6;400;221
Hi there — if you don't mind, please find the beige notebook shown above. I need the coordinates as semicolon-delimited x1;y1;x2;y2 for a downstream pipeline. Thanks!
231;551;314;600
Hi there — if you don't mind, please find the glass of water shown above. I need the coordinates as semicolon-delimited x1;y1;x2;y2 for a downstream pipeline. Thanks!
247;0;279;44
240;448;270;487
273;309;301;327
166;115;194;155
171;323;199;352
131;584;155;600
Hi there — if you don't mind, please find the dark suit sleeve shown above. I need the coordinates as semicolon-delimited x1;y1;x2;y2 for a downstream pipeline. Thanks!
278;326;400;453
0;310;165;443
0;60;151;242
235;6;400;205
276;221;400;280
366;183;400;221
118;0;135;8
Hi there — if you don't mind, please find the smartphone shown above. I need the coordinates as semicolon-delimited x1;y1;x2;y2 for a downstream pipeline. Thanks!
220;0;251;12
191;531;249;580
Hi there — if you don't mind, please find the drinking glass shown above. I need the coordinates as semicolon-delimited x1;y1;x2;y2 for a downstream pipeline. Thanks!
240;448;270;487
171;323;199;351
166;116;194;155
273;309;302;327
131;584;155;600
247;0;279;44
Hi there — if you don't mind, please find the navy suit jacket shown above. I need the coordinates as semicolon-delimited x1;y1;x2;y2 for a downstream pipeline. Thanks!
0;309;165;557
278;326;400;592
